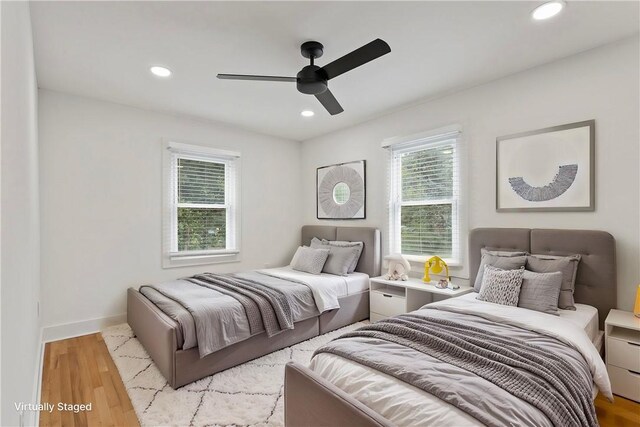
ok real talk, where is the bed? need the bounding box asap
[127,225,380,388]
[284,228,616,427]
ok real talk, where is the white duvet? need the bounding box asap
[310,294,612,427]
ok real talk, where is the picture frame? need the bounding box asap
[316,160,366,219]
[496,120,595,212]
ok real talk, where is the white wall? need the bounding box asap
[39,90,302,336]
[1,2,42,425]
[300,36,640,311]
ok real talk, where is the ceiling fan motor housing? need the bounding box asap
[296,65,328,95]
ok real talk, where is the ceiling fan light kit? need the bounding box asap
[217,38,391,115]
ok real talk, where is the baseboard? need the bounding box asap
[42,313,127,343]
[31,328,45,427]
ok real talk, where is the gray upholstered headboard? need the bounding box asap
[469,228,616,329]
[301,226,381,278]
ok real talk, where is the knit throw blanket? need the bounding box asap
[189,273,293,336]
[315,313,598,427]
[141,272,295,358]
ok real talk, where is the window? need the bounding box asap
[163,141,240,268]
[386,128,461,263]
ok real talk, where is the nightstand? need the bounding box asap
[605,309,640,403]
[369,276,473,322]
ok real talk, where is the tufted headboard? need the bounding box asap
[301,225,381,278]
[469,228,616,329]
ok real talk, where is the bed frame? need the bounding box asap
[127,225,380,388]
[284,227,617,427]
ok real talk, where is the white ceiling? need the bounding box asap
[30,1,639,141]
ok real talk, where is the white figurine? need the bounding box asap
[383,254,411,281]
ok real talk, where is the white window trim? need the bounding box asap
[162,139,241,268]
[385,126,463,266]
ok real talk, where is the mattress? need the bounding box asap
[559,303,600,344]
[310,294,605,427]
[261,266,369,297]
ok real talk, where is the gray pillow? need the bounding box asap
[474,249,527,292]
[290,246,330,275]
[518,270,563,315]
[322,245,362,276]
[526,254,581,310]
[476,265,524,306]
[310,237,364,274]
[309,237,324,249]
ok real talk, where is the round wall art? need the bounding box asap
[317,160,366,219]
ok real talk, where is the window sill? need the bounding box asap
[400,254,463,268]
[163,251,241,269]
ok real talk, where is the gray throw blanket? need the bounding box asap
[140,272,298,358]
[185,276,264,336]
[189,273,293,336]
[315,313,598,427]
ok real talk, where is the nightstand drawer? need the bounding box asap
[608,365,640,402]
[370,291,406,317]
[607,337,640,371]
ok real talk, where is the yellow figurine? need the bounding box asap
[422,256,450,284]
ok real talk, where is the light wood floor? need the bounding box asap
[40,333,139,427]
[595,393,640,427]
[41,333,640,427]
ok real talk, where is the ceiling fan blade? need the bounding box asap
[319,39,390,80]
[315,89,344,115]
[217,74,296,82]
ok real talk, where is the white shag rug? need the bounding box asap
[102,322,366,427]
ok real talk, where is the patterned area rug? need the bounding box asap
[102,322,366,427]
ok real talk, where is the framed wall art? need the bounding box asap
[496,120,595,212]
[317,160,366,219]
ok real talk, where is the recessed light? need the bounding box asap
[150,66,172,77]
[301,110,315,117]
[532,1,565,20]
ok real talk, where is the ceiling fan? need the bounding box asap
[217,39,391,115]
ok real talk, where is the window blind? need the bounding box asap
[176,157,228,252]
[388,131,461,261]
[163,142,239,263]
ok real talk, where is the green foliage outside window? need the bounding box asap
[176,158,227,251]
[401,205,452,257]
[399,146,454,257]
[177,207,226,251]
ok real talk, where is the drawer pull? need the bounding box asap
[627,342,640,347]
[383,294,393,298]
[629,370,640,378]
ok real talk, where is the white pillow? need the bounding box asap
[290,246,330,275]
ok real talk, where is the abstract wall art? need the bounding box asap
[496,120,594,212]
[317,160,366,219]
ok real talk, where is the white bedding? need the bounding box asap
[343,272,370,294]
[260,267,369,312]
[560,303,600,344]
[310,294,611,427]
